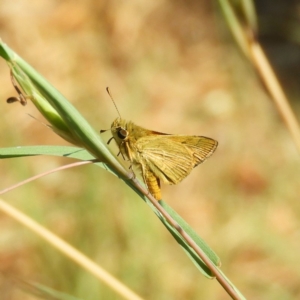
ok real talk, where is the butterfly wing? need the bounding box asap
[135,135,217,185]
[167,135,218,167]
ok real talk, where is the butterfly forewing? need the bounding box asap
[168,135,218,166]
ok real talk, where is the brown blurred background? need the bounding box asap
[0,0,300,299]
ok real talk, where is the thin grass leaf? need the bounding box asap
[218,0,250,57]
[241,0,257,33]
[0,146,91,159]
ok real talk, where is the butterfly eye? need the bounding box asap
[117,128,128,140]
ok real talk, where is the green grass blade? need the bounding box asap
[218,0,250,57]
[0,146,91,159]
[0,40,127,177]
[0,41,225,280]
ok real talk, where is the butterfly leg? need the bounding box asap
[128,164,136,179]
[107,137,114,144]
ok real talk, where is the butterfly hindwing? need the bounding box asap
[135,135,216,185]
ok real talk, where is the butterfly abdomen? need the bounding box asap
[144,168,161,200]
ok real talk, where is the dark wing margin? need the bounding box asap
[166,135,217,166]
[182,136,218,167]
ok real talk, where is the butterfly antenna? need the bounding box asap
[106,87,121,119]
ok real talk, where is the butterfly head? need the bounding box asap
[111,117,129,144]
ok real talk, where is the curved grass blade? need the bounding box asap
[0,41,224,280]
[0,41,126,176]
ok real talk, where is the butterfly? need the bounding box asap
[108,117,217,200]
